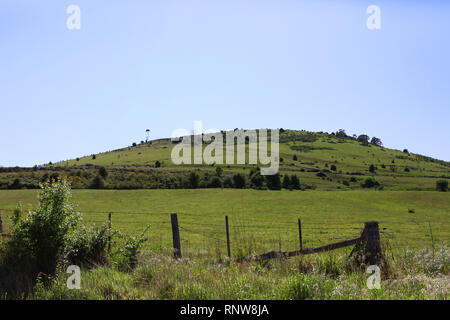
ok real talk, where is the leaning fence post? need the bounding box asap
[0,210,3,233]
[298,218,303,253]
[351,221,383,267]
[171,213,182,259]
[225,216,231,259]
[363,221,382,265]
[108,213,112,253]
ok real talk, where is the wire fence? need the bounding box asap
[0,206,448,256]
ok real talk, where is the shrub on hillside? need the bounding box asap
[361,177,380,188]
[98,167,108,179]
[436,180,448,192]
[233,174,246,189]
[266,173,281,190]
[223,177,233,188]
[188,172,200,188]
[90,175,105,189]
[282,175,291,189]
[208,177,222,188]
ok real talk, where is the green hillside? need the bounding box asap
[1,130,449,191]
[57,129,449,191]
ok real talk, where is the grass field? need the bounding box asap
[1,189,448,256]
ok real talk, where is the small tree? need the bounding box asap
[209,177,222,188]
[98,167,108,179]
[155,161,161,168]
[233,173,246,189]
[90,175,105,189]
[370,137,383,147]
[357,134,370,146]
[369,164,376,173]
[282,175,291,189]
[215,166,223,177]
[293,155,298,161]
[330,165,337,171]
[266,173,281,190]
[2,179,81,279]
[361,177,380,188]
[335,129,347,139]
[291,175,300,189]
[188,172,200,189]
[436,180,448,192]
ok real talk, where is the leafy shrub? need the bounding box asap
[155,161,161,168]
[188,172,200,188]
[290,175,300,190]
[232,174,246,189]
[330,165,337,171]
[98,167,108,179]
[117,226,149,270]
[223,177,233,188]
[436,180,448,192]
[208,177,222,188]
[361,177,380,188]
[0,179,81,295]
[90,175,105,189]
[265,173,281,190]
[65,224,109,267]
[282,175,291,189]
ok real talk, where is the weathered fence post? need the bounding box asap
[351,221,383,266]
[171,213,182,259]
[225,216,231,259]
[0,210,3,233]
[298,218,303,253]
[108,213,112,253]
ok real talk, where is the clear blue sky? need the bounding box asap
[1,0,449,167]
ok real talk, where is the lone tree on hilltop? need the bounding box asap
[357,134,370,146]
[370,137,383,147]
[336,129,347,139]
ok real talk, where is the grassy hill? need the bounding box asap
[1,129,449,190]
[57,129,449,191]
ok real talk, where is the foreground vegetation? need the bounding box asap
[29,245,450,300]
[0,180,448,300]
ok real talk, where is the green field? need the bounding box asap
[1,189,448,255]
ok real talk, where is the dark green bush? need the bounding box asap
[65,224,109,267]
[188,172,200,188]
[233,174,246,189]
[361,177,380,188]
[436,180,448,192]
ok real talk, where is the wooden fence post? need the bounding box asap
[0,210,3,233]
[298,218,303,253]
[171,213,182,259]
[351,221,383,266]
[108,213,112,253]
[225,216,231,259]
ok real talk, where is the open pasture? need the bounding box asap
[0,189,448,256]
